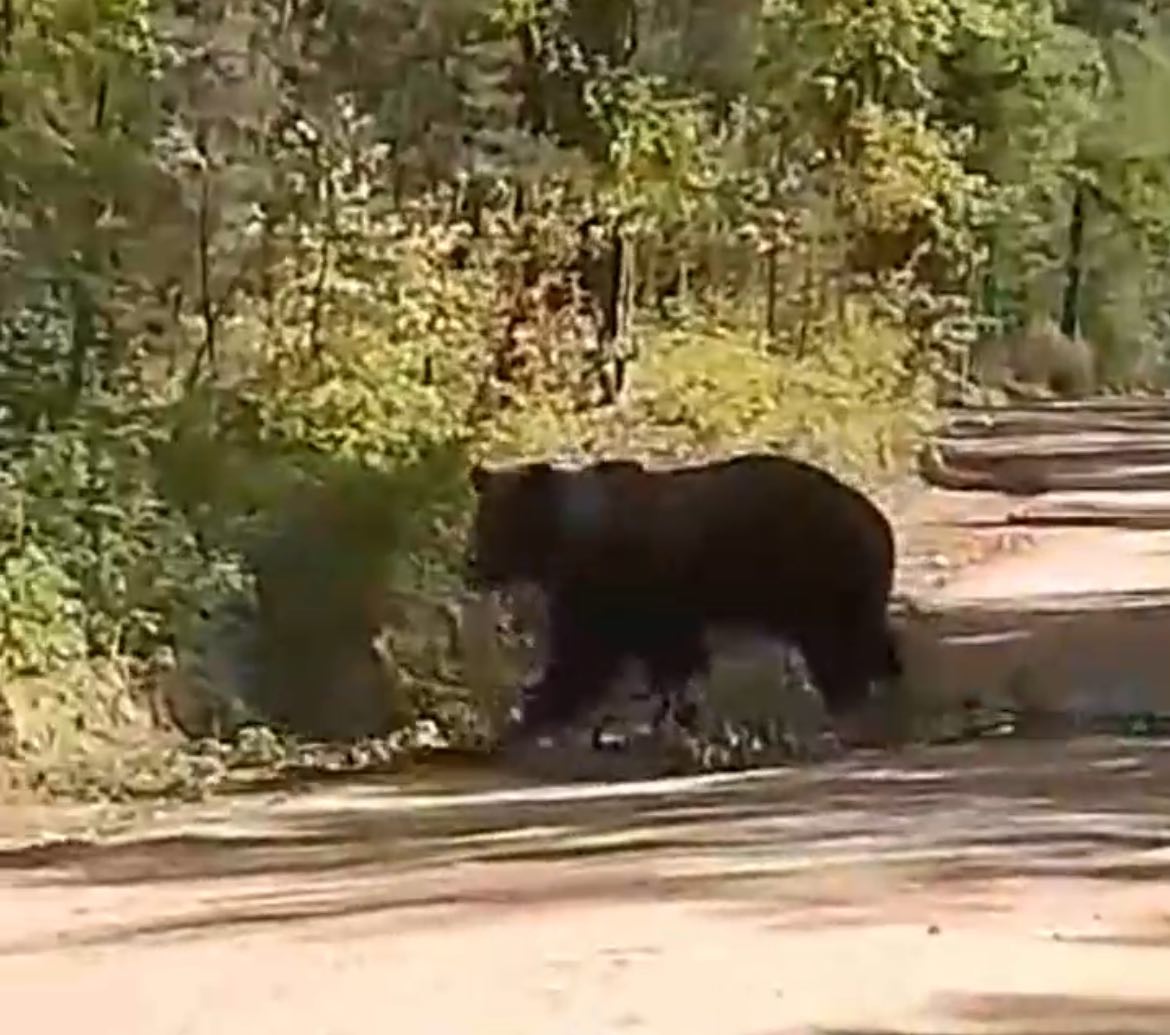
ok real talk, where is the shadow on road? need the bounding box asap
[817,990,1170,1034]
[1,737,1169,955]
[942,512,1170,532]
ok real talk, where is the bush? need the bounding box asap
[479,301,933,485]
[0,411,235,682]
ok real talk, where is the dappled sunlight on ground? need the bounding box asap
[3,740,1170,1034]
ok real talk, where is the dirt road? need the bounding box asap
[4,399,1170,1035]
[3,740,1170,1034]
[897,400,1170,720]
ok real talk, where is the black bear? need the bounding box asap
[465,453,902,743]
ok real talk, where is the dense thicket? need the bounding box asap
[2,0,1170,749]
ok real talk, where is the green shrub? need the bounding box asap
[478,300,933,484]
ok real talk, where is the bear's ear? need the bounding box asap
[517,461,564,514]
[469,463,490,495]
[519,461,555,488]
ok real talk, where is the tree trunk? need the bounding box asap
[0,0,14,127]
[765,245,778,340]
[597,223,634,403]
[1060,182,1087,340]
[66,274,96,409]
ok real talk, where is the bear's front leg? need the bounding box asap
[642,624,710,737]
[504,596,624,745]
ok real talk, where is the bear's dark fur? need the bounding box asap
[466,453,901,741]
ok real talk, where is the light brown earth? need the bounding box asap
[4,399,1170,1035]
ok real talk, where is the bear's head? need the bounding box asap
[466,462,563,589]
[465,459,637,590]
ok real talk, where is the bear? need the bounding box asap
[465,452,902,745]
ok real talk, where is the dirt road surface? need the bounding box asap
[4,399,1170,1035]
[897,401,1170,719]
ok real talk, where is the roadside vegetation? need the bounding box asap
[3,0,1170,801]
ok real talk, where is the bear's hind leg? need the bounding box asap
[798,620,889,747]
